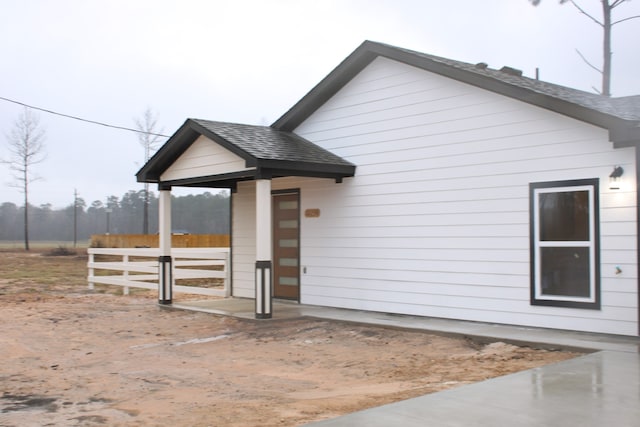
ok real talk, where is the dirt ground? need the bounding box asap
[0,250,580,427]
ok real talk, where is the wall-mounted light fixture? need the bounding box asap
[609,166,624,190]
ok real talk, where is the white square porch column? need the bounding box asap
[158,188,173,305]
[255,179,273,319]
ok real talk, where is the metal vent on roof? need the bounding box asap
[499,66,523,77]
[475,62,488,70]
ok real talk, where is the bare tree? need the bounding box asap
[530,0,640,96]
[1,108,46,250]
[134,108,164,234]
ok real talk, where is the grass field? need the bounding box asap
[0,247,89,294]
[0,240,90,250]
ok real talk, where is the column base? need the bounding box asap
[159,255,173,305]
[255,313,272,319]
[255,260,272,319]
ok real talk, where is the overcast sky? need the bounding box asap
[1,0,639,208]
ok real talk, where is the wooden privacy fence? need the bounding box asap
[87,247,230,297]
[90,234,229,248]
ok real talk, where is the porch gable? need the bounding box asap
[136,118,356,190]
[160,134,254,182]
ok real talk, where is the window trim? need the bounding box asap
[529,179,601,310]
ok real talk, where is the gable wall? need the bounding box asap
[161,135,253,181]
[285,57,638,335]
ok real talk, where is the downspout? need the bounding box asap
[637,145,640,336]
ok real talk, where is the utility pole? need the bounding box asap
[73,189,78,248]
[106,207,112,235]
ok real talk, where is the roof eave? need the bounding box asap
[256,158,356,177]
[610,123,640,147]
[157,162,355,190]
[272,41,380,132]
[136,119,199,183]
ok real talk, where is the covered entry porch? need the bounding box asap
[136,118,355,318]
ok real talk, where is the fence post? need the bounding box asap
[123,254,130,296]
[224,250,231,297]
[88,251,94,290]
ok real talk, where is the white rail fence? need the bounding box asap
[87,247,230,297]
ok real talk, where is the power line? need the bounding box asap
[0,95,171,138]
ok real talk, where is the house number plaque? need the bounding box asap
[305,208,320,218]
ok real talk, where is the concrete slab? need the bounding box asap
[171,298,639,353]
[168,298,640,427]
[171,298,307,320]
[306,351,640,427]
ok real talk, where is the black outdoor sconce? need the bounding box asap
[609,166,624,190]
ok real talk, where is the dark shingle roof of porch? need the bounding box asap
[192,119,353,166]
[136,118,355,188]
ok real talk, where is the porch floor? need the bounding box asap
[169,298,640,427]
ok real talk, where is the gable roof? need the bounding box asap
[139,41,639,190]
[272,40,640,146]
[193,119,354,166]
[136,118,355,188]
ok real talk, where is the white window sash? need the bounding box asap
[533,185,596,303]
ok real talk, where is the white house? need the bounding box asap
[137,41,639,336]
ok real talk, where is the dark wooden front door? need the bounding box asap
[272,192,300,300]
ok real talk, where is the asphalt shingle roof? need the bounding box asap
[273,41,640,139]
[191,119,354,167]
[136,118,356,185]
[139,40,639,186]
[390,43,640,121]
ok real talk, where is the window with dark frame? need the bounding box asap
[530,179,601,309]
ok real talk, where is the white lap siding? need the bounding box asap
[161,135,253,181]
[289,57,637,336]
[231,181,257,298]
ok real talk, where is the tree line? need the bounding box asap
[0,190,230,242]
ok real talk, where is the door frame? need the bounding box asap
[272,188,301,302]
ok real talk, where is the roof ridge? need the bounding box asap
[365,40,616,100]
[273,40,640,133]
[191,118,270,129]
